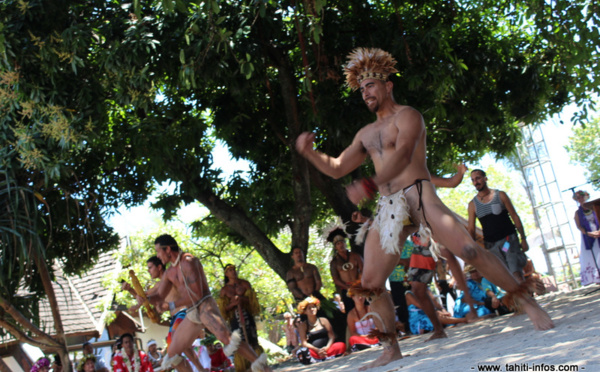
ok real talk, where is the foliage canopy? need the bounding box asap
[1,1,599,360]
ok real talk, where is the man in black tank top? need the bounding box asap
[467,169,528,281]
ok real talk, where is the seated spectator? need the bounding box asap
[467,265,513,316]
[406,290,467,335]
[332,293,346,314]
[282,312,299,354]
[453,265,500,318]
[190,336,211,372]
[346,293,381,352]
[82,341,109,372]
[295,296,346,365]
[202,334,234,372]
[78,355,96,372]
[30,357,50,372]
[146,339,163,371]
[51,354,62,372]
[291,315,303,354]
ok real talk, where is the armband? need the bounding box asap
[361,177,378,200]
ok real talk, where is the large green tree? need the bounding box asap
[1,0,599,361]
[565,115,600,190]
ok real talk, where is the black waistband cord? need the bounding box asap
[413,179,432,231]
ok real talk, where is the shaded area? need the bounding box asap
[274,286,600,371]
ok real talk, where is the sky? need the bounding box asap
[523,108,598,276]
[539,107,599,216]
[108,141,250,237]
[543,110,594,196]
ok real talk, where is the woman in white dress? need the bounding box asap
[573,190,600,286]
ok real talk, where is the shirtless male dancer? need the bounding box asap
[147,234,270,372]
[296,47,553,370]
[123,256,204,372]
[327,228,363,313]
[286,246,323,302]
[352,167,481,342]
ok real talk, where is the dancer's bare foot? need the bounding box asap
[358,344,403,371]
[425,330,447,342]
[519,294,554,330]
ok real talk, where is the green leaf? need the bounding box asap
[211,0,220,14]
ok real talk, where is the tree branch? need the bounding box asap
[0,318,60,351]
[0,294,59,346]
[193,188,290,280]
[29,243,68,349]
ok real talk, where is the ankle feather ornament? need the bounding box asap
[223,329,242,357]
[502,276,538,311]
[250,353,268,372]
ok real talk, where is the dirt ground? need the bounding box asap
[272,286,600,372]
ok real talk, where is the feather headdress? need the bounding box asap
[321,217,348,245]
[327,228,347,245]
[344,47,398,91]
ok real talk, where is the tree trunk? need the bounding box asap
[194,188,291,280]
[31,249,73,370]
[59,348,73,372]
[263,40,314,256]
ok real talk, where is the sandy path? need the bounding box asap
[273,286,600,372]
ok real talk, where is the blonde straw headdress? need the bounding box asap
[344,47,398,91]
[297,296,321,314]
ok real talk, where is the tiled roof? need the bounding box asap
[1,250,120,346]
